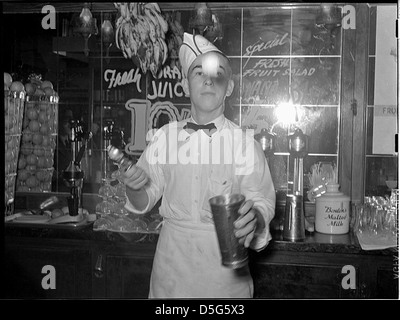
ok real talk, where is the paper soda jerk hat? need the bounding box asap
[179,32,227,78]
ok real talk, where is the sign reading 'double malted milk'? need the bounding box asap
[103,65,191,155]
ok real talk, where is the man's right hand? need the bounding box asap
[122,164,149,190]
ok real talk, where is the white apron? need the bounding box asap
[149,218,253,298]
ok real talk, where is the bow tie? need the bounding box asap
[183,122,217,136]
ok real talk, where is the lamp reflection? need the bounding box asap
[101,14,114,62]
[275,99,304,127]
[75,3,98,56]
[101,19,114,44]
[80,5,92,23]
[189,2,213,35]
[316,3,342,31]
[189,3,223,43]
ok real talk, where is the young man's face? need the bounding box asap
[182,52,234,116]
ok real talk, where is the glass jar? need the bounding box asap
[16,93,58,192]
[315,183,350,234]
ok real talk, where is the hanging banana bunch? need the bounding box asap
[114,3,169,78]
[164,11,184,71]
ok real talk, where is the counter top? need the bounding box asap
[4,220,396,256]
[7,193,397,255]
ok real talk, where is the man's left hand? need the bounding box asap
[234,200,264,248]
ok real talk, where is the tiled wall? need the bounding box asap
[93,5,343,198]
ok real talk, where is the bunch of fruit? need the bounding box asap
[4,72,26,210]
[164,11,184,70]
[114,2,169,78]
[16,76,59,193]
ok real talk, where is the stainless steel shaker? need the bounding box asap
[283,194,305,241]
[209,194,248,269]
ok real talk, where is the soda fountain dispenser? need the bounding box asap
[102,119,115,181]
[53,119,85,222]
[288,128,309,197]
[74,119,92,176]
[283,128,309,241]
[255,128,276,162]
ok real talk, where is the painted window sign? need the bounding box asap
[103,65,185,100]
[240,57,340,106]
[125,99,191,155]
[102,64,191,156]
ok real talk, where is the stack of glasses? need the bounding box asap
[95,168,137,217]
[351,190,398,244]
[95,173,119,216]
[94,169,148,232]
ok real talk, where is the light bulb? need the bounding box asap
[275,101,297,125]
[101,20,113,33]
[101,19,114,44]
[80,4,93,24]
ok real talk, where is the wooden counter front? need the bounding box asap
[3,222,398,299]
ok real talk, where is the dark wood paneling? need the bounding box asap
[4,233,397,299]
[251,263,359,299]
[105,255,154,298]
[376,267,399,299]
[4,243,92,299]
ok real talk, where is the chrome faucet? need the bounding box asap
[62,119,84,216]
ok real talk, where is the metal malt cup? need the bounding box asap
[209,194,248,269]
[283,194,305,241]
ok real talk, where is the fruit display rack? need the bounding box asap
[15,80,59,193]
[16,95,58,192]
[4,89,26,215]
